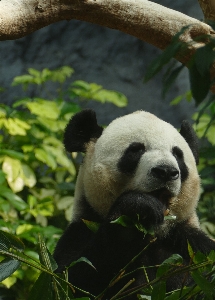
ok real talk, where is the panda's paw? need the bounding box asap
[108,191,164,229]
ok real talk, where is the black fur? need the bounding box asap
[172,146,189,182]
[54,192,215,299]
[118,142,145,174]
[180,120,199,164]
[63,109,103,152]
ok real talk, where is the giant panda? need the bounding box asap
[54,109,215,299]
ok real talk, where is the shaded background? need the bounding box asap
[0,0,202,126]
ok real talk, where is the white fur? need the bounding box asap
[72,111,200,232]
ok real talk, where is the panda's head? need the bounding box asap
[64,109,200,227]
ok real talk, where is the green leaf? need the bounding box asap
[22,145,35,153]
[26,99,60,120]
[82,219,101,233]
[68,257,95,270]
[151,281,166,300]
[162,65,184,98]
[35,148,57,170]
[0,231,25,252]
[28,272,54,300]
[39,236,58,272]
[164,286,201,300]
[60,102,80,117]
[156,254,182,277]
[208,250,215,261]
[21,164,36,188]
[2,157,36,192]
[45,66,74,83]
[0,231,11,251]
[0,170,6,185]
[28,68,41,78]
[2,157,23,192]
[70,81,127,107]
[193,251,206,265]
[93,89,127,107]
[195,45,215,77]
[1,190,28,211]
[189,62,210,105]
[56,196,73,210]
[0,107,7,117]
[187,241,194,259]
[170,95,183,106]
[73,298,91,300]
[52,275,74,299]
[16,224,34,235]
[164,215,176,221]
[144,26,189,82]
[195,95,215,125]
[191,269,214,299]
[42,145,76,176]
[0,149,25,160]
[110,215,134,228]
[3,118,30,136]
[12,75,35,87]
[12,97,32,108]
[161,253,183,267]
[0,259,21,282]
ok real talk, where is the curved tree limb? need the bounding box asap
[198,0,215,22]
[0,0,214,66]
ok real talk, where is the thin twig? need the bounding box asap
[110,278,136,300]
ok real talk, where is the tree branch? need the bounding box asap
[0,0,214,66]
[198,0,215,22]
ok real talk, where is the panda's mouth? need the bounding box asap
[149,188,173,210]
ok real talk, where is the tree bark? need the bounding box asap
[0,0,214,66]
[198,0,215,22]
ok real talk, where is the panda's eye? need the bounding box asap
[118,142,145,175]
[128,142,145,154]
[172,146,183,159]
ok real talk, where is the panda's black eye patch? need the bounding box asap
[118,142,145,175]
[128,142,145,153]
[172,146,183,159]
[172,146,188,182]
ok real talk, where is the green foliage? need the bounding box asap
[0,66,128,298]
[144,25,215,105]
[1,33,215,298]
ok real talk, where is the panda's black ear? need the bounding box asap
[179,120,199,164]
[64,109,103,153]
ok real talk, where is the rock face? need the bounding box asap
[0,1,202,126]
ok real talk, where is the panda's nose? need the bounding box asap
[151,165,179,182]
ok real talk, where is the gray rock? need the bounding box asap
[0,0,202,126]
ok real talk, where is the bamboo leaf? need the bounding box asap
[39,236,58,272]
[156,254,182,277]
[0,231,25,252]
[191,270,214,299]
[195,45,215,77]
[110,215,134,228]
[0,259,21,282]
[151,281,166,300]
[162,65,184,98]
[144,26,189,82]
[189,62,210,105]
[82,219,101,233]
[68,257,95,270]
[28,272,54,300]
